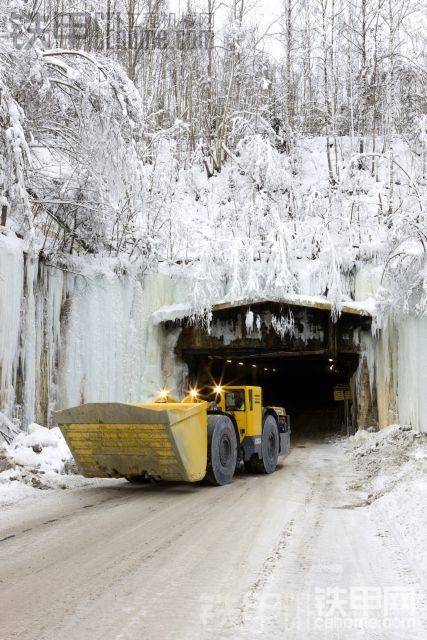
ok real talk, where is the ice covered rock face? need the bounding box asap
[0,234,23,421]
[0,235,188,430]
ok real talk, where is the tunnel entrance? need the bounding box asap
[185,353,359,440]
[161,297,372,440]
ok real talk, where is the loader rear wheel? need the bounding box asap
[245,415,279,475]
[206,414,237,486]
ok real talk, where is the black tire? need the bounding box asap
[245,415,279,474]
[206,414,238,486]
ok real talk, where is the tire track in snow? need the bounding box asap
[247,518,295,598]
[234,456,328,634]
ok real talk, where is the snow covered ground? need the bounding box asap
[1,422,424,521]
[0,436,426,640]
[0,428,425,639]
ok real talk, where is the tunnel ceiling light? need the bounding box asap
[226,359,232,363]
[328,358,334,362]
[264,367,268,371]
[238,362,244,366]
[252,364,257,368]
[272,368,277,372]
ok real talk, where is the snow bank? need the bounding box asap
[347,424,426,497]
[343,425,427,562]
[0,424,85,506]
[4,423,72,471]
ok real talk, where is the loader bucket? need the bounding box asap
[53,401,208,482]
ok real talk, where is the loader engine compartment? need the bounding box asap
[183,353,360,440]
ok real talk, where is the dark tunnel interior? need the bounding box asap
[185,353,360,440]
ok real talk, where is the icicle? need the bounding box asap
[245,310,254,335]
[271,312,295,341]
[21,251,38,428]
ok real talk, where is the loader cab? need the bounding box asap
[218,386,263,441]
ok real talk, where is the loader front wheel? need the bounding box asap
[206,415,237,486]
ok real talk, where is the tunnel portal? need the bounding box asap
[164,298,372,439]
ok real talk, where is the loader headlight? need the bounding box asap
[213,385,223,395]
[190,388,198,398]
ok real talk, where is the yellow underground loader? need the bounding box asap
[53,386,291,486]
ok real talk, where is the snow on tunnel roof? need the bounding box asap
[152,295,375,325]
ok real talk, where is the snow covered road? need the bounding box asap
[0,439,425,640]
